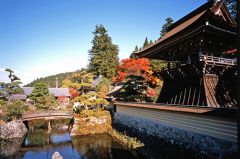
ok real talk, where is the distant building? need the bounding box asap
[9,87,71,106]
[9,94,27,101]
[107,85,123,99]
[56,96,70,107]
[22,87,71,97]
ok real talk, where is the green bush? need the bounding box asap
[95,98,109,106]
[72,92,109,111]
[44,95,57,110]
[109,129,144,149]
[5,100,28,121]
[0,99,7,121]
[0,99,7,110]
[79,109,110,118]
[79,109,94,117]
[94,109,110,117]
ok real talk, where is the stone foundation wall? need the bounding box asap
[113,113,237,159]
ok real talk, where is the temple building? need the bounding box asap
[135,0,237,108]
[9,87,71,107]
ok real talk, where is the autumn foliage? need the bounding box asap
[116,58,160,87]
[114,58,163,102]
[147,88,157,97]
[69,87,79,99]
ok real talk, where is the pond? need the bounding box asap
[0,120,145,159]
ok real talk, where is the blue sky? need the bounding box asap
[0,0,206,85]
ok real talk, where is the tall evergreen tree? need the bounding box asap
[149,40,153,45]
[134,45,139,52]
[129,45,139,59]
[29,82,57,110]
[143,37,149,48]
[88,24,119,79]
[160,17,173,37]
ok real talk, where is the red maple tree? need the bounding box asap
[69,87,79,99]
[116,58,159,87]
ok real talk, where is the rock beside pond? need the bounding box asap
[0,137,23,157]
[52,151,63,159]
[0,120,28,139]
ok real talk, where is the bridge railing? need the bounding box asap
[22,110,73,120]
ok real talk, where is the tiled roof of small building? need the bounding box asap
[48,88,71,97]
[9,94,27,100]
[22,87,71,97]
[22,87,34,96]
[107,85,123,97]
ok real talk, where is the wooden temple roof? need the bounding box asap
[155,11,206,44]
[135,0,237,59]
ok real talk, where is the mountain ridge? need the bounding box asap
[25,71,75,87]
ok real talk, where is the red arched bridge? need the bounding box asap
[21,110,73,121]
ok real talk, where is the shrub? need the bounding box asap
[96,77,111,98]
[79,110,94,117]
[0,99,7,121]
[96,110,110,116]
[44,95,57,109]
[72,92,109,111]
[109,129,144,149]
[79,109,110,118]
[95,98,109,106]
[66,105,73,111]
[5,100,28,121]
[0,99,7,110]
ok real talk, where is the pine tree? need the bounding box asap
[29,82,49,102]
[160,17,173,37]
[149,40,153,45]
[0,69,23,100]
[29,82,57,110]
[134,45,139,52]
[129,45,139,59]
[143,37,149,48]
[88,24,119,79]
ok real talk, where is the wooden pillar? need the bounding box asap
[47,132,50,144]
[47,120,52,133]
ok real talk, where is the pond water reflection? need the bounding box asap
[0,122,145,159]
